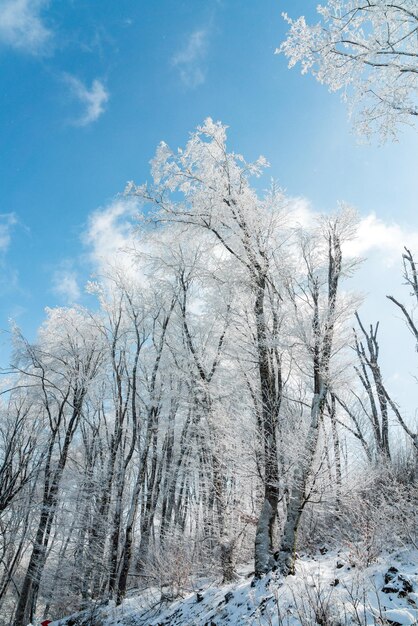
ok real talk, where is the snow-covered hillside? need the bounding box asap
[51,549,418,626]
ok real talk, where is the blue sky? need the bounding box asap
[1,0,418,409]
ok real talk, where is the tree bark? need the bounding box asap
[254,276,280,577]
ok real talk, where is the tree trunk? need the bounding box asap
[277,386,325,576]
[254,277,280,577]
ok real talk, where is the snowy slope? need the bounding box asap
[51,549,418,626]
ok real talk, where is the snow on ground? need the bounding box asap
[51,548,418,626]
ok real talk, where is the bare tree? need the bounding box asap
[387,247,418,346]
[352,314,391,459]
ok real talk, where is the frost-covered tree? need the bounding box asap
[277,208,358,575]
[4,119,418,626]
[279,1,418,139]
[12,308,104,626]
[128,118,290,577]
[0,395,43,617]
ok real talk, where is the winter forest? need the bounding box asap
[1,2,418,626]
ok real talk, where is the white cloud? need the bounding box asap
[52,264,81,304]
[0,213,18,253]
[66,75,109,126]
[285,199,418,267]
[0,0,51,54]
[344,213,418,266]
[287,197,317,229]
[83,198,139,276]
[172,29,209,88]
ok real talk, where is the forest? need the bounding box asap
[1,1,418,625]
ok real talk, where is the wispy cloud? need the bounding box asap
[51,262,81,304]
[0,213,18,253]
[172,29,209,88]
[0,0,51,54]
[66,75,109,126]
[0,213,20,297]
